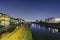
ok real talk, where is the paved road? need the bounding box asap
[0,23,32,40]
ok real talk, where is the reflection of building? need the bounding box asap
[45,18,60,23]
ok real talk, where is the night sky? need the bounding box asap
[0,0,60,21]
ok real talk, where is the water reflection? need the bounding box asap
[31,24,60,40]
[31,24,45,30]
[31,24,59,33]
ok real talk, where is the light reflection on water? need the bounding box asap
[30,24,60,40]
[31,24,58,33]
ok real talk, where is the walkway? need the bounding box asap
[0,23,32,40]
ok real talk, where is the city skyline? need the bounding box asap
[0,0,60,21]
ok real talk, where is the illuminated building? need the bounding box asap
[45,17,60,23]
[0,13,10,27]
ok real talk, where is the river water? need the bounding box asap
[30,24,60,40]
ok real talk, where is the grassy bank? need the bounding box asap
[0,23,33,40]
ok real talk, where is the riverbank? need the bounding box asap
[39,21,60,29]
[0,23,33,40]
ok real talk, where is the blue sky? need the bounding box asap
[0,0,60,21]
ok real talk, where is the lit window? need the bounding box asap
[1,21,10,26]
[5,21,10,25]
[2,16,10,21]
[1,21,5,26]
[2,16,6,21]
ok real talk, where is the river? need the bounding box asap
[30,24,60,40]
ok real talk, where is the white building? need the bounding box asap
[54,18,60,23]
[45,18,60,23]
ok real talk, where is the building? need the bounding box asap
[45,17,60,23]
[0,13,25,27]
[0,13,10,27]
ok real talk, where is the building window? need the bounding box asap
[1,21,5,26]
[5,21,10,26]
[1,21,10,26]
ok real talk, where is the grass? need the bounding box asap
[0,23,33,40]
